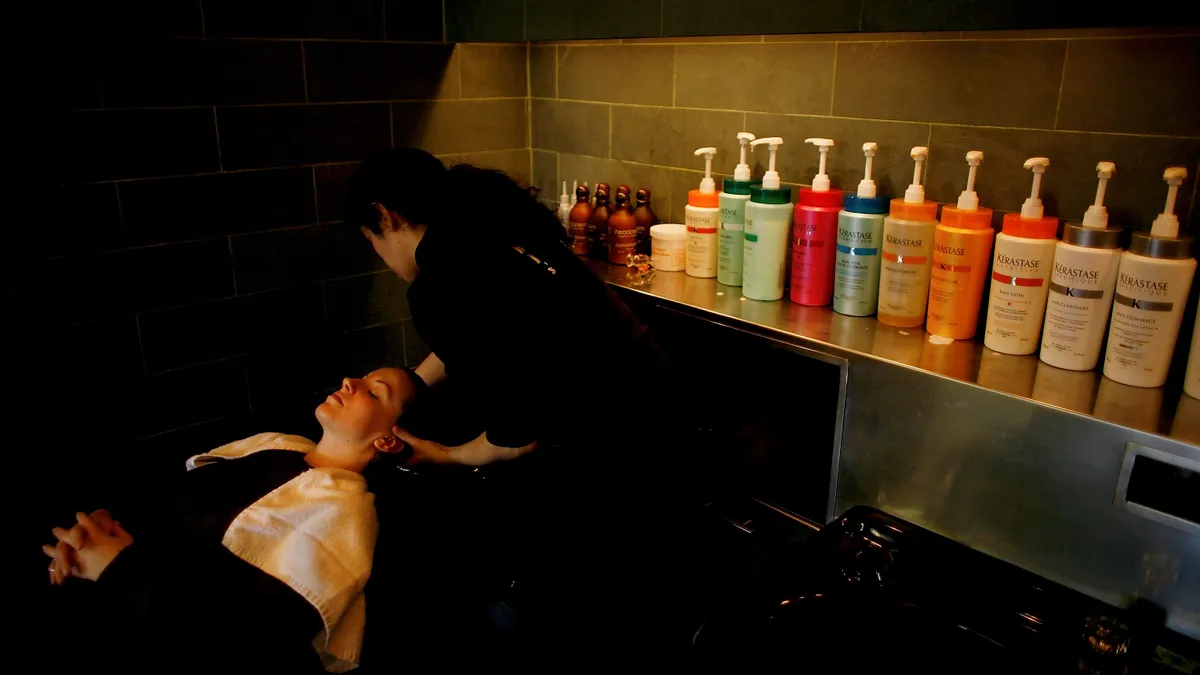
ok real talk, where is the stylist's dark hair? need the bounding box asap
[345,148,565,248]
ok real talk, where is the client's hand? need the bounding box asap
[393,428,535,467]
[43,510,133,584]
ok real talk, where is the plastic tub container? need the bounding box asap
[651,223,687,272]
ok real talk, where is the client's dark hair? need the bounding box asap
[345,148,565,249]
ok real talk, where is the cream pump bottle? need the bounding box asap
[832,142,889,316]
[877,147,938,327]
[743,137,794,301]
[1185,315,1198,399]
[1039,162,1122,371]
[984,157,1058,356]
[718,132,760,286]
[685,147,721,278]
[1104,167,1196,388]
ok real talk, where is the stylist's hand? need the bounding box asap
[44,511,133,583]
[393,428,536,467]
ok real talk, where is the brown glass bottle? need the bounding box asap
[608,190,638,265]
[633,188,659,255]
[587,185,611,260]
[568,184,592,256]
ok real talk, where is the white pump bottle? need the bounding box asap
[686,147,721,278]
[743,137,795,301]
[877,146,939,328]
[1104,167,1196,388]
[1039,162,1123,371]
[717,132,758,286]
[984,157,1059,356]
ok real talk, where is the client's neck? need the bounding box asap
[306,436,372,473]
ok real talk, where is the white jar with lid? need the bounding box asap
[650,223,687,272]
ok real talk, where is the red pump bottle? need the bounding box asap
[790,138,844,306]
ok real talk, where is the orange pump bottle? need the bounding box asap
[927,151,995,340]
[568,184,592,256]
[608,188,638,264]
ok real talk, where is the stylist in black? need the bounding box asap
[345,149,699,661]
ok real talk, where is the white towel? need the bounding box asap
[186,433,378,672]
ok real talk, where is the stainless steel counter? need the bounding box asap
[588,261,1198,448]
[591,260,1199,638]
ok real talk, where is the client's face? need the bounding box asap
[314,368,413,447]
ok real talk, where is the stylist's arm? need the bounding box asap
[393,427,535,467]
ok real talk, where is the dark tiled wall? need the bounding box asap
[450,0,1198,42]
[529,30,1200,231]
[40,0,528,459]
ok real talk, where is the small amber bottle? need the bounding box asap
[608,189,638,264]
[587,185,612,260]
[568,184,592,256]
[633,188,658,255]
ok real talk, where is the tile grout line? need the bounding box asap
[608,105,613,158]
[671,46,677,107]
[134,313,150,377]
[389,102,395,147]
[1052,41,1070,130]
[227,236,238,295]
[311,167,320,221]
[857,0,865,30]
[300,42,310,103]
[828,42,839,116]
[113,183,127,241]
[554,46,559,98]
[212,107,223,171]
[530,96,1200,140]
[441,0,447,42]
[381,0,387,40]
[198,0,206,38]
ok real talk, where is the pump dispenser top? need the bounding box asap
[689,146,720,208]
[857,142,877,198]
[751,137,784,189]
[1082,162,1115,229]
[904,146,928,204]
[1001,157,1058,239]
[694,147,717,194]
[1152,167,1188,238]
[1020,157,1050,219]
[733,133,755,181]
[804,138,834,192]
[957,151,983,211]
[940,151,992,230]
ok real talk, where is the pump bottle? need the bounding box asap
[984,157,1059,355]
[685,147,721,278]
[1104,167,1196,388]
[1039,162,1123,371]
[588,183,611,260]
[633,188,657,255]
[608,187,638,265]
[833,143,889,316]
[878,147,938,327]
[743,137,795,301]
[926,151,995,340]
[557,181,572,236]
[718,132,760,286]
[568,183,592,256]
[789,138,844,306]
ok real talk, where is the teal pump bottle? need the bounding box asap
[743,137,795,301]
[718,132,761,286]
[833,142,890,316]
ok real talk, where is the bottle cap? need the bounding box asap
[750,185,791,205]
[750,137,784,189]
[857,142,878,198]
[903,146,929,204]
[804,138,835,192]
[956,151,983,211]
[843,194,889,214]
[722,177,761,195]
[1150,166,1187,238]
[689,147,720,208]
[798,187,843,208]
[940,205,993,229]
[1002,212,1057,239]
[1129,230,1193,259]
[1019,157,1050,219]
[1082,162,1115,229]
[733,132,755,182]
[635,188,651,204]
